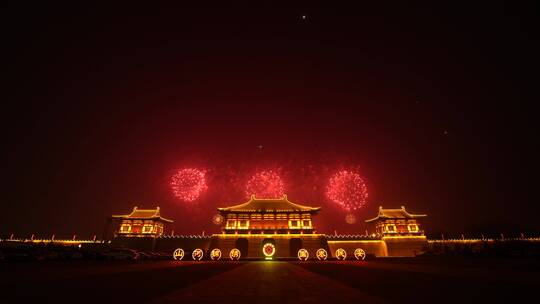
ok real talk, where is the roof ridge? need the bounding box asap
[285,199,322,210]
[112,206,174,223]
[366,206,427,223]
[217,194,320,212]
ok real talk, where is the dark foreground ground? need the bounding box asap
[1,257,539,303]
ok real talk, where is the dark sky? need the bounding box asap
[2,2,539,238]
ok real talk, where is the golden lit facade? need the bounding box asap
[111,206,173,237]
[365,206,427,236]
[110,201,429,259]
[217,195,321,234]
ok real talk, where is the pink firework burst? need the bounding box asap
[170,168,208,202]
[326,170,368,211]
[245,170,285,199]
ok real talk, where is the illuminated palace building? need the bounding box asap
[109,195,428,259]
[111,206,173,237]
[219,195,319,234]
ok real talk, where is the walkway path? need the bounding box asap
[152,261,383,304]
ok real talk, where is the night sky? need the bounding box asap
[2,3,539,238]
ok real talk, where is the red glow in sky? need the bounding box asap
[326,170,368,211]
[345,213,357,224]
[170,168,208,202]
[245,170,285,199]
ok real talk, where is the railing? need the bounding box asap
[326,235,380,240]
[158,235,212,239]
[1,238,107,244]
[428,237,540,242]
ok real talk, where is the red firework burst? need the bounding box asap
[326,170,368,211]
[170,168,208,202]
[245,170,285,199]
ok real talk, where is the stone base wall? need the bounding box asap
[327,240,388,258]
[383,236,428,257]
[113,234,428,259]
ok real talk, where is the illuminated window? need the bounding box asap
[251,214,262,220]
[237,220,249,229]
[290,214,300,220]
[276,213,287,220]
[142,225,154,233]
[226,219,237,229]
[302,214,311,219]
[238,214,249,219]
[227,214,237,219]
[385,224,397,233]
[289,220,300,229]
[302,220,311,228]
[120,224,131,233]
[408,224,419,232]
[263,214,275,220]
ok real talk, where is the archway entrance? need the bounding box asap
[289,238,303,257]
[235,238,248,258]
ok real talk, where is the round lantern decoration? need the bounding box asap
[229,248,241,260]
[298,249,309,261]
[192,248,204,261]
[173,248,185,260]
[212,214,224,225]
[335,248,347,260]
[262,243,276,258]
[210,248,222,261]
[354,248,366,260]
[316,248,328,261]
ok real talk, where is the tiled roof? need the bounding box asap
[112,206,174,223]
[365,206,427,223]
[218,195,321,213]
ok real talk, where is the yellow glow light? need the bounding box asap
[229,248,241,260]
[192,248,204,261]
[382,236,427,240]
[173,248,184,261]
[335,248,347,260]
[297,248,309,261]
[212,233,324,238]
[407,224,419,232]
[316,248,328,261]
[385,224,397,233]
[354,248,366,260]
[262,243,276,258]
[210,248,221,261]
